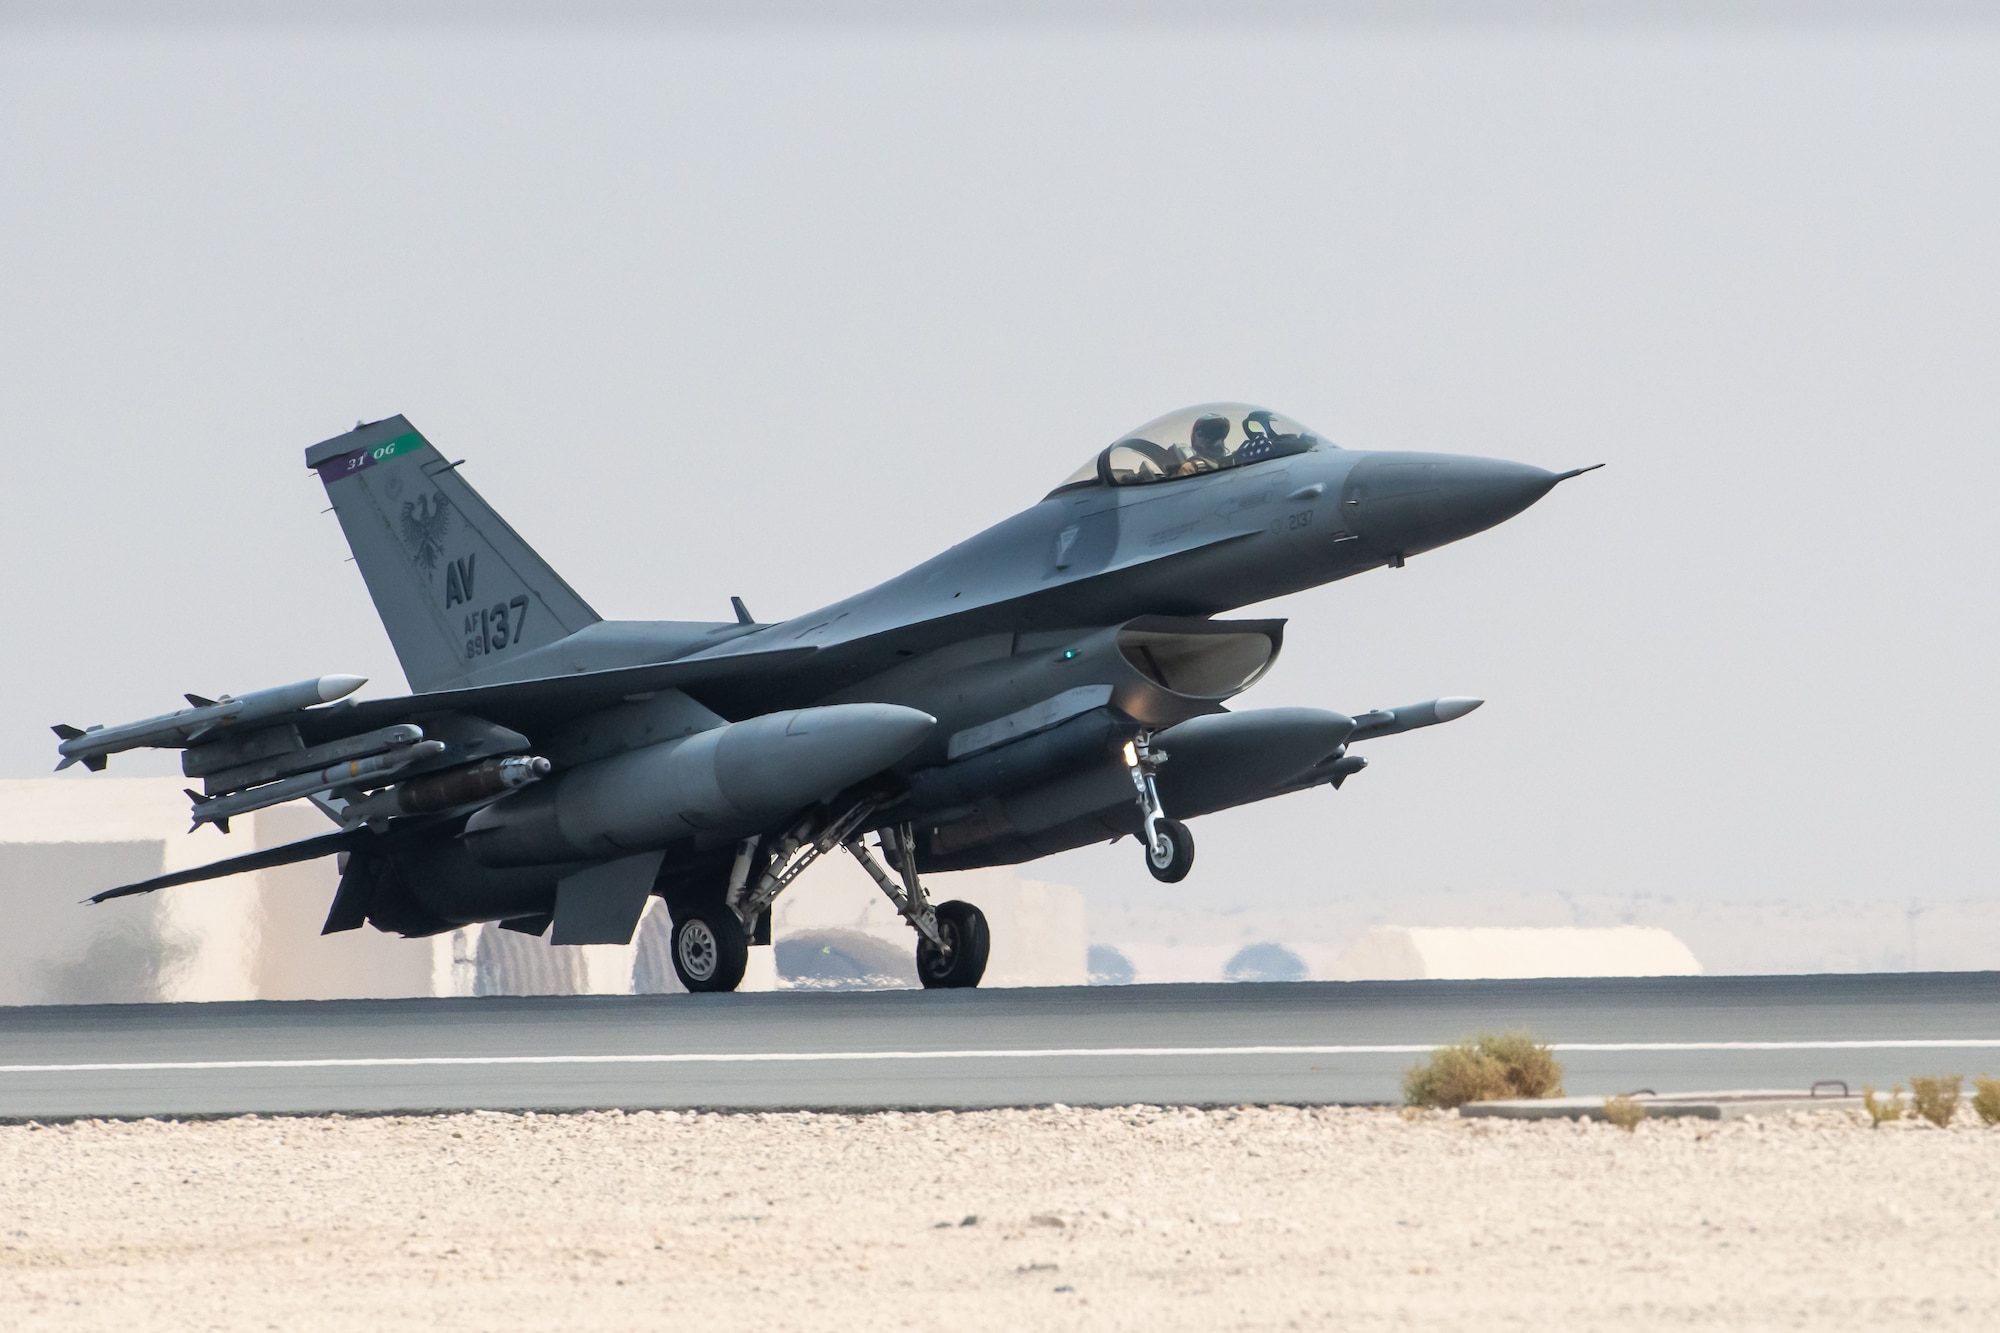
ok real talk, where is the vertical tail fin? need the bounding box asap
[306,416,600,694]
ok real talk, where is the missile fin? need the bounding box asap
[185,693,218,708]
[52,724,85,740]
[184,788,227,833]
[83,755,107,773]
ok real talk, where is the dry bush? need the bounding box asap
[1974,1076,2000,1127]
[1602,1095,1647,1132]
[1863,1085,1905,1128]
[1909,1074,1963,1128]
[1403,1031,1565,1108]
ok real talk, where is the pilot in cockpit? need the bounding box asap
[1173,413,1233,476]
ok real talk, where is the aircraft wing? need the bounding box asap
[290,645,819,745]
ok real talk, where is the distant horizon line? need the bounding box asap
[6,0,1998,34]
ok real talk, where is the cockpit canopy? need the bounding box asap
[1050,403,1330,498]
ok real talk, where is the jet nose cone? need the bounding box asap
[1440,455,1564,531]
[1341,453,1570,556]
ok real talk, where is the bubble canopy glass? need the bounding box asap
[1049,403,1331,497]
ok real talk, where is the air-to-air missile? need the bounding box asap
[1347,696,1484,741]
[187,739,449,831]
[52,675,367,771]
[191,723,429,795]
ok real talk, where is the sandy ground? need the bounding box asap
[3,1104,1998,1331]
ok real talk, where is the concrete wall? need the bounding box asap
[0,779,257,1005]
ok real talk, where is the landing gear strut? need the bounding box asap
[846,824,988,989]
[708,805,990,992]
[1125,733,1194,883]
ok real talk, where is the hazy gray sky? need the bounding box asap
[3,7,1995,920]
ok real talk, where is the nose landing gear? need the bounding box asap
[1144,815,1195,883]
[1125,733,1194,883]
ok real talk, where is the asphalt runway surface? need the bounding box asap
[2,973,1997,1120]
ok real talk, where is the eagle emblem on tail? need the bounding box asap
[401,493,451,576]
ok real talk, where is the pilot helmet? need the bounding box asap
[1190,413,1231,459]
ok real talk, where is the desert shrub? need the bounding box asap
[1909,1074,1963,1128]
[1602,1095,1647,1132]
[1863,1085,1904,1128]
[1403,1031,1564,1108]
[1972,1077,2000,1126]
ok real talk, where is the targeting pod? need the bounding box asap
[338,755,553,829]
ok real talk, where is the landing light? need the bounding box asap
[1122,741,1138,767]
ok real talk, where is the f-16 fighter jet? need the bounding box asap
[59,405,1596,992]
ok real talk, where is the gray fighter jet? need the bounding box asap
[60,404,1596,991]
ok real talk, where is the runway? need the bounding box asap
[3,972,1996,1120]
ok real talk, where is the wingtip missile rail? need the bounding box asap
[53,675,367,772]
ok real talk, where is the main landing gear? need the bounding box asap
[688,804,988,992]
[846,824,989,989]
[670,907,749,993]
[1125,732,1194,883]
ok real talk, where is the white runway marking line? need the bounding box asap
[4,1039,2000,1076]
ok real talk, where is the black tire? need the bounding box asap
[671,908,749,993]
[917,900,990,990]
[1145,817,1195,883]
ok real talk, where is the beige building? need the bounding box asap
[1325,925,1703,981]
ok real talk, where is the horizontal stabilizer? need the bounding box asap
[86,829,364,904]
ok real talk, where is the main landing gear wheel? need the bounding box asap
[671,908,749,993]
[1145,817,1195,883]
[917,899,990,990]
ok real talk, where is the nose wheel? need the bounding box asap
[1125,733,1195,883]
[1144,816,1195,883]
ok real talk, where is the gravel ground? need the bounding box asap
[3,1104,1998,1331]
